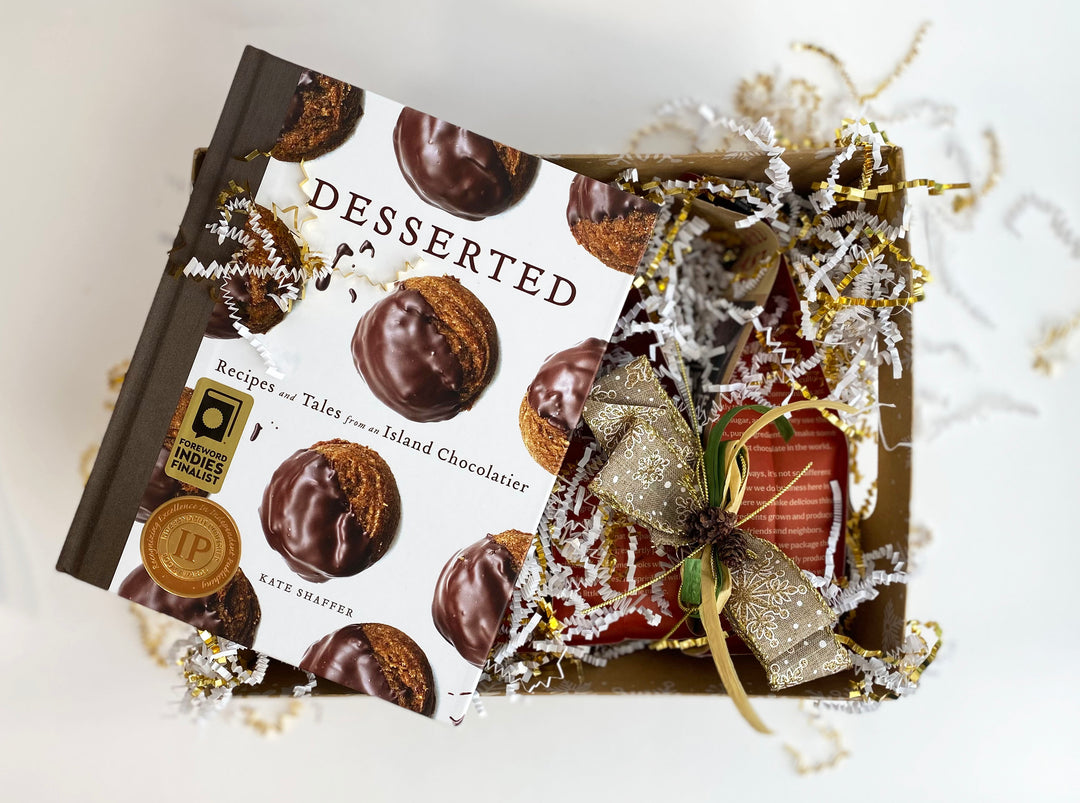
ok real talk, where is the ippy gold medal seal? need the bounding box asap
[140,497,241,597]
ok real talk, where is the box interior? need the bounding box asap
[247,148,912,700]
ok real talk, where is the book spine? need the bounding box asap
[57,47,303,588]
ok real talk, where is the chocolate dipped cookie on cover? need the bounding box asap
[566,174,659,274]
[260,439,400,582]
[137,386,208,522]
[205,203,304,340]
[431,529,532,667]
[300,623,435,716]
[393,107,539,221]
[518,337,607,474]
[352,275,499,423]
[271,71,364,162]
[118,565,261,646]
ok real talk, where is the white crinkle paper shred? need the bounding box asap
[183,197,308,379]
[486,124,922,701]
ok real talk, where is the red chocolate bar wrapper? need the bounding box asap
[548,267,847,650]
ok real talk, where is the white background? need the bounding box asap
[2,1,1079,800]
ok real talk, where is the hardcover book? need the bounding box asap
[58,46,659,724]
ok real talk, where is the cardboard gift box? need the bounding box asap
[59,46,912,713]
[250,147,912,702]
[491,149,911,700]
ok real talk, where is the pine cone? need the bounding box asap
[716,528,751,568]
[683,507,751,568]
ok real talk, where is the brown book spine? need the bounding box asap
[57,47,303,587]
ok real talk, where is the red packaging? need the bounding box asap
[549,266,847,649]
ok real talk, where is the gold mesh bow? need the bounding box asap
[583,356,855,733]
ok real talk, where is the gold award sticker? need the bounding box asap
[164,377,253,494]
[140,496,241,598]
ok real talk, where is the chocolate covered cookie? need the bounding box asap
[137,387,208,522]
[118,565,261,646]
[353,275,499,422]
[300,623,435,716]
[431,529,532,667]
[205,204,304,339]
[393,107,539,220]
[271,71,364,162]
[518,337,607,474]
[566,174,659,274]
[260,439,400,582]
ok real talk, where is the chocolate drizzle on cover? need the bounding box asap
[352,275,499,422]
[260,439,400,582]
[118,565,261,646]
[566,174,659,274]
[299,623,435,716]
[331,242,354,272]
[271,71,364,162]
[392,107,539,221]
[431,530,532,667]
[204,203,304,340]
[136,387,207,522]
[518,337,607,474]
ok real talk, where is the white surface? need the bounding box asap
[2,1,1079,799]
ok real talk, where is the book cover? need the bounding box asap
[58,47,659,724]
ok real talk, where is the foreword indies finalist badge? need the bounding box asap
[164,377,253,493]
[142,377,252,595]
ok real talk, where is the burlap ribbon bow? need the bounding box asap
[582,356,855,733]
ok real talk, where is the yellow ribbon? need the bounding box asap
[699,550,770,733]
[707,400,854,734]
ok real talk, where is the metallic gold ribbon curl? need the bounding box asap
[794,21,930,107]
[810,178,971,202]
[838,620,943,700]
[816,292,922,308]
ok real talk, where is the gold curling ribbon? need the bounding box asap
[582,357,856,732]
[794,21,930,107]
[699,544,769,733]
[810,178,971,201]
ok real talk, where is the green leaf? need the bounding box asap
[712,545,727,598]
[704,404,797,505]
[704,429,725,508]
[680,558,703,611]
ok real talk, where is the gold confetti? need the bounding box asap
[238,700,305,737]
[782,702,851,774]
[735,74,826,149]
[216,179,252,210]
[1033,310,1080,375]
[105,360,129,407]
[811,177,971,202]
[239,148,273,162]
[794,21,931,106]
[839,620,943,700]
[130,604,174,668]
[627,118,703,154]
[79,446,97,484]
[271,202,306,237]
[953,129,1002,213]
